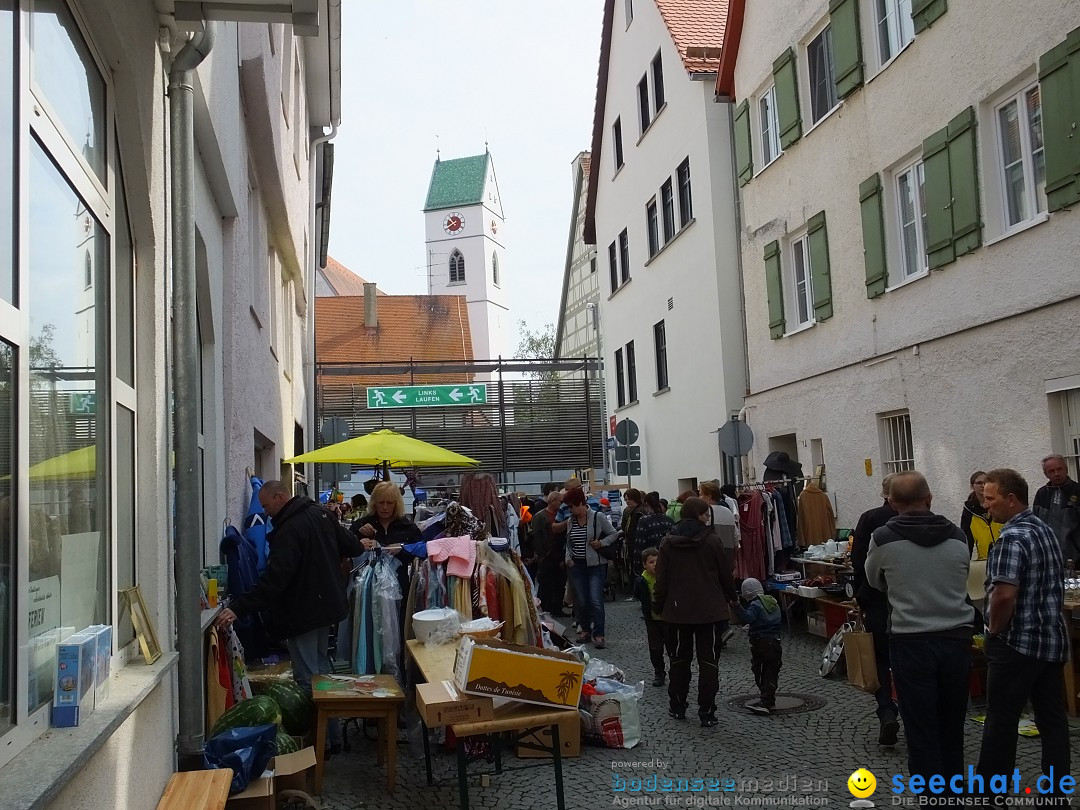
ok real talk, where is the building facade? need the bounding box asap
[555,152,601,364]
[585,0,746,495]
[423,151,509,361]
[0,2,339,806]
[720,0,1080,523]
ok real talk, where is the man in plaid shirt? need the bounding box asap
[977,468,1070,784]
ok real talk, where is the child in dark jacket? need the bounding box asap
[632,547,668,687]
[731,577,782,715]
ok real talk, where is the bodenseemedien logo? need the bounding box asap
[848,768,877,808]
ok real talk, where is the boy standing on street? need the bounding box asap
[732,577,782,715]
[633,547,667,686]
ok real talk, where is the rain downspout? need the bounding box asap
[168,22,215,770]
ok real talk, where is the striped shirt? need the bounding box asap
[568,519,589,561]
[986,509,1067,662]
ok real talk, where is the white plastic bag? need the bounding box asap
[579,689,642,749]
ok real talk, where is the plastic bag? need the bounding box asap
[584,657,625,683]
[204,723,278,794]
[374,557,404,685]
[592,677,644,698]
[579,691,642,749]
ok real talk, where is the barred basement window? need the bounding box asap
[879,411,915,473]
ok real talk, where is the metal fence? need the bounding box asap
[314,357,605,490]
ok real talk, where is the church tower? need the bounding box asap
[423,149,508,361]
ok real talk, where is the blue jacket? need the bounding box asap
[734,594,782,640]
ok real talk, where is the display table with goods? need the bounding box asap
[310,674,404,795]
[406,637,581,810]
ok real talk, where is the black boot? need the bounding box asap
[652,671,665,687]
[878,709,899,746]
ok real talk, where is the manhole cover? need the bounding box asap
[725,692,826,716]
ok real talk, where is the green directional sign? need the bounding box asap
[366,383,488,409]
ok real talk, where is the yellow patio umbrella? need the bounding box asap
[24,445,97,481]
[284,429,479,468]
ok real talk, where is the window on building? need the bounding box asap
[449,249,466,283]
[880,411,915,473]
[646,199,659,257]
[282,279,293,379]
[625,0,633,26]
[788,233,814,328]
[608,241,618,293]
[652,53,665,112]
[894,159,928,281]
[759,86,782,167]
[268,250,280,356]
[875,0,914,66]
[618,229,630,284]
[492,252,499,286]
[590,256,597,274]
[661,179,675,242]
[615,347,626,407]
[654,320,668,390]
[626,340,638,403]
[613,117,624,170]
[995,84,1046,229]
[807,25,838,124]
[638,74,651,133]
[1059,389,1080,479]
[677,159,692,226]
[248,179,267,326]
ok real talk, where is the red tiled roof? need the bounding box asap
[655,0,729,73]
[315,294,474,386]
[318,256,386,297]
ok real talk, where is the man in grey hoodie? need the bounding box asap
[865,471,975,784]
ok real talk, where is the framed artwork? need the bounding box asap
[120,586,161,664]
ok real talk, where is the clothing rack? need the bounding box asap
[736,476,815,490]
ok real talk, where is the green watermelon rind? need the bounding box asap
[209,694,282,739]
[261,681,315,736]
[274,728,300,755]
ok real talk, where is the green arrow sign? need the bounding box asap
[366,383,488,409]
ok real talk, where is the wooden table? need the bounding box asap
[156,769,232,810]
[311,674,404,795]
[406,639,574,810]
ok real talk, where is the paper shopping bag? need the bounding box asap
[843,627,879,692]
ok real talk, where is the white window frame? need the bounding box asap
[870,0,914,72]
[449,249,466,284]
[994,82,1046,231]
[625,0,633,27]
[879,410,915,474]
[890,158,929,286]
[282,277,293,380]
[756,84,782,170]
[803,21,839,127]
[785,230,815,332]
[1058,389,1080,480]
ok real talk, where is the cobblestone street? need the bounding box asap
[320,599,1076,808]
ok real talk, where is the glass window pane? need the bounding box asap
[1026,87,1046,212]
[115,405,134,647]
[876,0,894,62]
[27,141,109,711]
[0,340,14,735]
[0,2,14,304]
[898,169,919,277]
[31,0,107,184]
[998,101,1027,225]
[115,167,134,386]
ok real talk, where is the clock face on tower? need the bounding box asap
[443,213,465,235]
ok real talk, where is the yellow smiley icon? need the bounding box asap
[848,768,877,798]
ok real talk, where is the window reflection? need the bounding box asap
[0,341,14,734]
[27,142,108,710]
[31,0,106,184]
[0,2,14,303]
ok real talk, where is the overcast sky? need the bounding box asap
[328,1,604,353]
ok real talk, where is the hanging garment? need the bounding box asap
[459,474,505,537]
[206,626,233,732]
[427,535,477,578]
[772,490,794,549]
[225,626,253,704]
[737,490,768,581]
[797,484,836,546]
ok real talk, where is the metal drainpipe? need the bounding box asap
[168,23,215,771]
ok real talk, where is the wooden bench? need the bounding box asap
[157,769,233,810]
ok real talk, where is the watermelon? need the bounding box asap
[261,681,315,736]
[209,695,281,739]
[274,728,300,755]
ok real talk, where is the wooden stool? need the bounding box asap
[157,770,232,810]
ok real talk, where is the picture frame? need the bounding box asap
[120,586,162,664]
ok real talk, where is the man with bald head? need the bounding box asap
[865,471,976,783]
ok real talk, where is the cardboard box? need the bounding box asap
[52,630,97,727]
[454,637,585,710]
[84,624,112,708]
[417,679,495,727]
[807,612,827,638]
[515,712,581,758]
[796,586,824,598]
[227,747,317,810]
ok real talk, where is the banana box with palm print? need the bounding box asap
[453,636,585,710]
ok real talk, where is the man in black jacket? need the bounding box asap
[1033,453,1080,562]
[218,480,362,751]
[850,474,898,746]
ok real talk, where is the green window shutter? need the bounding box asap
[911,0,947,34]
[859,174,888,299]
[734,100,753,187]
[764,240,785,339]
[946,107,981,258]
[829,0,863,99]
[806,211,833,322]
[772,48,802,150]
[922,124,955,269]
[1038,27,1080,212]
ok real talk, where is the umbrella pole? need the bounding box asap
[382,460,390,481]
